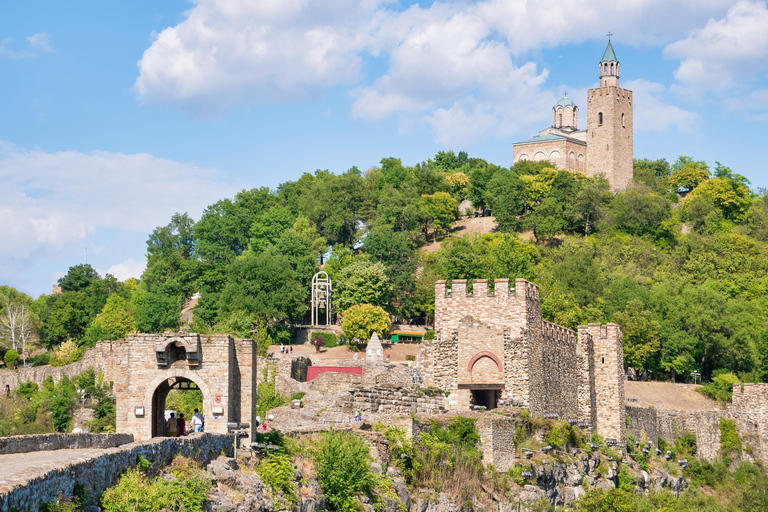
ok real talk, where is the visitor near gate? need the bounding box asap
[177,413,186,436]
[166,412,179,437]
[192,408,204,432]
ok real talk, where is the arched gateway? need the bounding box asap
[108,333,256,441]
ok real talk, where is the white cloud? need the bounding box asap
[0,141,235,284]
[625,79,701,133]
[665,1,768,93]
[0,32,53,58]
[135,0,739,118]
[103,258,147,282]
[135,0,390,116]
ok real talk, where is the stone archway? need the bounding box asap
[113,333,256,441]
[150,375,205,438]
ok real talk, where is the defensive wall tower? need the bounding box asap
[425,278,625,443]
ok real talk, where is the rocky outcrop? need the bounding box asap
[205,451,684,512]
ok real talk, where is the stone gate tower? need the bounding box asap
[586,39,633,191]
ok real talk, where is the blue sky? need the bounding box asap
[1,0,767,298]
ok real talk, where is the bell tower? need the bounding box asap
[586,35,633,191]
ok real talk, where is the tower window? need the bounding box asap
[610,63,614,75]
[602,357,605,364]
[604,63,608,74]
[622,113,625,127]
[598,112,603,125]
[559,114,562,126]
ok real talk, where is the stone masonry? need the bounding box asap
[423,278,625,443]
[110,333,257,441]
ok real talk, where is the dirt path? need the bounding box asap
[625,381,721,411]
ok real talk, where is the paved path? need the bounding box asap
[0,448,110,494]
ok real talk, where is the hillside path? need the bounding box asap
[0,448,109,494]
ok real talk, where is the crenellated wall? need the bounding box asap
[426,278,625,443]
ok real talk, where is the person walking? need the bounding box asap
[192,409,204,432]
[166,412,179,437]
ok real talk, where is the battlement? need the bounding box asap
[542,320,577,344]
[435,278,539,301]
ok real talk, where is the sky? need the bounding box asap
[1,0,767,298]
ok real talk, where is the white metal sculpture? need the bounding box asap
[311,271,332,326]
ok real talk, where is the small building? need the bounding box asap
[387,330,424,343]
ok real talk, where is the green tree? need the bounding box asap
[58,264,101,292]
[574,177,612,234]
[669,156,710,191]
[607,183,671,237]
[217,249,307,338]
[93,295,136,340]
[341,304,391,343]
[135,290,181,333]
[612,299,661,372]
[335,260,391,312]
[484,168,526,232]
[419,191,458,240]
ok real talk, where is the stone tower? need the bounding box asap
[586,39,633,191]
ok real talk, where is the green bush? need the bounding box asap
[423,330,435,340]
[405,355,416,361]
[676,430,697,457]
[257,453,298,508]
[315,430,375,511]
[4,349,20,369]
[719,418,741,461]
[310,331,338,348]
[698,372,740,404]
[100,456,211,512]
[257,364,288,416]
[32,352,51,366]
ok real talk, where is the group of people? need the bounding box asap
[280,344,293,355]
[166,408,204,437]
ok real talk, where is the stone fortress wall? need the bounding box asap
[0,433,233,512]
[423,278,625,443]
[627,384,768,466]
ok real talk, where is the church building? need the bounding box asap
[512,39,633,192]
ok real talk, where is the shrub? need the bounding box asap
[50,340,84,367]
[698,372,740,404]
[310,331,337,348]
[32,352,51,366]
[257,364,288,416]
[310,334,327,353]
[257,453,298,508]
[423,330,435,340]
[4,349,20,369]
[405,355,416,361]
[676,430,697,457]
[315,430,375,511]
[719,418,741,461]
[100,456,210,512]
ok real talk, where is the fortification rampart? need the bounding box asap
[426,277,625,443]
[0,433,232,512]
[0,341,115,395]
[626,384,768,465]
[0,433,133,455]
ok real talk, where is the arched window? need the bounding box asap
[610,63,614,74]
[621,113,625,127]
[604,63,608,73]
[598,112,603,125]
[559,114,562,126]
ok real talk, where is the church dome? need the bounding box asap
[555,96,576,109]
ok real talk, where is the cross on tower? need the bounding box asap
[563,92,568,98]
[606,31,613,41]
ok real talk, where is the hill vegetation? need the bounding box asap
[3,151,767,384]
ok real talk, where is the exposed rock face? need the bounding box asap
[204,452,684,512]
